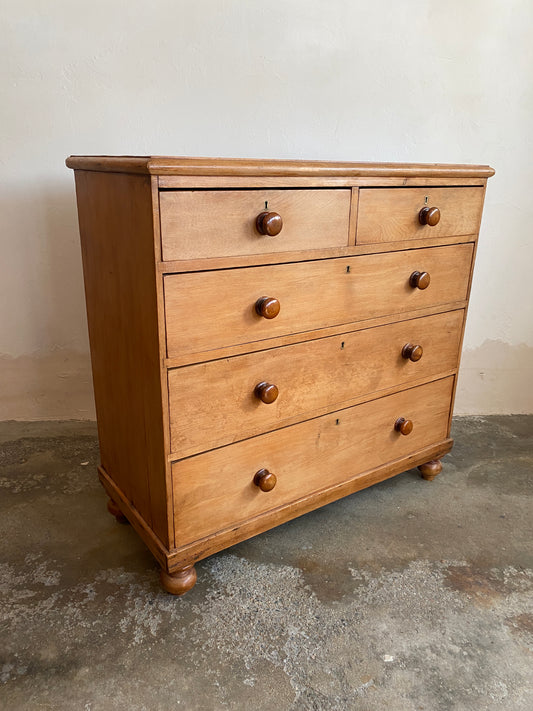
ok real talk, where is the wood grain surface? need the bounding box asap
[167,438,454,569]
[168,310,464,457]
[66,155,495,179]
[74,171,170,546]
[157,234,476,275]
[171,377,454,545]
[357,187,484,243]
[160,189,350,260]
[164,244,474,358]
[66,156,493,590]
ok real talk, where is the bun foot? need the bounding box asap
[160,565,197,595]
[418,459,443,481]
[107,498,129,524]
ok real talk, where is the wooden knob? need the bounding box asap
[395,417,413,435]
[409,271,431,290]
[255,296,280,319]
[253,468,277,492]
[256,211,283,236]
[254,381,279,404]
[418,459,443,481]
[419,206,441,226]
[402,343,423,362]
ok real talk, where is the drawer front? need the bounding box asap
[172,377,454,545]
[357,187,484,244]
[165,244,473,358]
[159,189,351,261]
[169,310,463,458]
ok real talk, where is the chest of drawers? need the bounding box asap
[67,156,494,594]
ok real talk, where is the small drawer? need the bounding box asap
[164,243,474,359]
[356,187,484,244]
[168,310,464,458]
[171,377,454,545]
[159,189,351,261]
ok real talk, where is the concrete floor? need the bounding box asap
[0,417,532,711]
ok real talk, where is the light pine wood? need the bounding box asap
[168,310,464,458]
[157,234,477,275]
[172,377,454,546]
[98,466,169,569]
[167,371,458,465]
[150,176,176,544]
[357,187,485,244]
[164,244,474,358]
[66,155,495,179]
[164,300,468,369]
[73,171,170,547]
[160,189,350,260]
[68,156,494,595]
[348,187,359,245]
[102,438,452,572]
[157,176,488,189]
[156,234,477,275]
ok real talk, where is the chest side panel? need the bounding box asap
[74,171,170,547]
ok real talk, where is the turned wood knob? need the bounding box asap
[254,468,277,491]
[107,499,129,524]
[255,296,280,319]
[418,459,443,481]
[395,417,413,435]
[409,271,431,290]
[402,343,424,362]
[254,381,279,404]
[419,206,441,226]
[160,565,197,595]
[256,211,283,236]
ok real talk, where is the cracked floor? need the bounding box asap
[1,417,532,710]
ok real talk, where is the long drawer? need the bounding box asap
[164,243,473,358]
[172,377,454,545]
[168,310,463,458]
[159,189,351,260]
[356,187,484,244]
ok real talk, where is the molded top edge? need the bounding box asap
[65,155,495,178]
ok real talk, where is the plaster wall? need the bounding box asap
[1,0,532,418]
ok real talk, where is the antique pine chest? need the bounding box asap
[66,156,494,594]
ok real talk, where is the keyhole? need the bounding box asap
[265,201,268,210]
[424,196,429,205]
